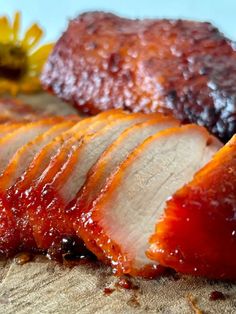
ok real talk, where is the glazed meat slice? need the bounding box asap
[9,109,126,194]
[0,111,141,255]
[0,110,127,255]
[147,135,236,280]
[0,123,25,139]
[0,120,74,255]
[0,118,66,174]
[41,11,236,142]
[0,121,75,191]
[73,116,180,226]
[22,113,153,252]
[28,110,131,197]
[77,125,222,277]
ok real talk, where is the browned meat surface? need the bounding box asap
[41,11,236,142]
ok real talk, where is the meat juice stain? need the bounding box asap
[14,252,32,265]
[115,277,139,290]
[209,290,226,301]
[103,287,115,296]
[115,277,140,308]
[103,277,140,304]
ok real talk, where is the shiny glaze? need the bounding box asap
[148,135,236,280]
[0,111,130,257]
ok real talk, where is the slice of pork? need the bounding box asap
[0,118,63,174]
[3,111,129,252]
[24,114,154,250]
[35,111,136,189]
[12,110,125,193]
[58,114,153,204]
[77,125,222,277]
[0,123,26,139]
[74,116,180,215]
[0,121,75,191]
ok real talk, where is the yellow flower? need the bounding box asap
[0,12,54,95]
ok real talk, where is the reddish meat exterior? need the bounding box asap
[148,135,236,280]
[41,11,236,142]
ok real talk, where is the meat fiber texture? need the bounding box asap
[148,135,236,280]
[77,125,221,277]
[0,110,162,256]
[41,11,236,142]
[1,106,233,280]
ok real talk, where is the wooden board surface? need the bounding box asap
[1,256,236,314]
[0,93,235,314]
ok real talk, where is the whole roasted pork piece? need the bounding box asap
[41,11,236,142]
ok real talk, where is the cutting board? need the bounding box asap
[0,93,235,314]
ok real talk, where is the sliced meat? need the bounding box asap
[0,120,75,255]
[29,110,131,199]
[0,123,26,139]
[10,110,125,193]
[0,110,133,254]
[0,115,100,255]
[0,98,80,122]
[76,125,222,277]
[0,117,65,174]
[0,121,75,191]
[24,113,155,251]
[147,135,236,280]
[73,116,180,225]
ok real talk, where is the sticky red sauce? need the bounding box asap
[116,277,139,290]
[148,139,236,280]
[103,287,115,295]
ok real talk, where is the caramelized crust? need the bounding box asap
[148,135,236,280]
[42,11,236,142]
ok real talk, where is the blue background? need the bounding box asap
[2,0,236,43]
